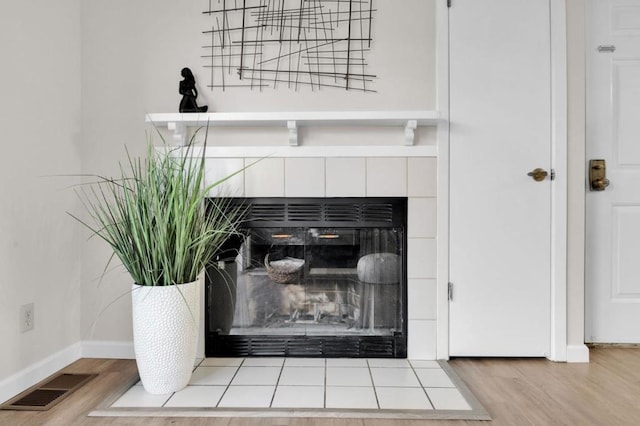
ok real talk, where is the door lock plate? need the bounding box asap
[589,159,610,191]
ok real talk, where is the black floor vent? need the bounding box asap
[1,373,97,411]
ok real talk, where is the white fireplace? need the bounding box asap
[203,154,438,359]
[148,111,443,360]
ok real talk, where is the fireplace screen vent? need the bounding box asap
[361,203,395,223]
[207,197,407,358]
[240,198,399,227]
[248,203,287,221]
[288,203,323,221]
[324,204,361,222]
[211,335,399,357]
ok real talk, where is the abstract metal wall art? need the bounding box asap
[202,0,376,92]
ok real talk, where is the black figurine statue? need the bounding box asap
[179,67,208,113]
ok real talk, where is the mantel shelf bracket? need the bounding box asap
[287,120,299,146]
[167,121,188,145]
[404,120,418,146]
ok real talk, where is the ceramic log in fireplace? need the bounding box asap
[206,198,407,358]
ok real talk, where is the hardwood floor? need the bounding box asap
[1,347,638,425]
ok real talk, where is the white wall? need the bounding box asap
[80,0,437,343]
[0,0,83,385]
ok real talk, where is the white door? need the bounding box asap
[586,0,640,343]
[449,0,552,356]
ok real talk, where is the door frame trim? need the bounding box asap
[550,0,568,362]
[439,0,569,361]
[436,0,450,360]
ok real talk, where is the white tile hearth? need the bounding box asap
[278,367,325,386]
[271,385,325,408]
[189,366,237,385]
[218,385,276,408]
[164,385,225,408]
[230,366,281,385]
[325,386,378,409]
[325,366,373,387]
[415,368,456,388]
[370,367,422,387]
[108,358,483,415]
[376,387,433,410]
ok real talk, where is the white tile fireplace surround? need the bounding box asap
[204,155,438,359]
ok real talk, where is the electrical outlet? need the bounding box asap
[21,303,34,333]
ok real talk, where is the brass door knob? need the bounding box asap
[592,178,610,190]
[527,168,548,182]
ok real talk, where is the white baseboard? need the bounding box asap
[0,342,82,405]
[566,344,590,363]
[81,340,135,359]
[81,339,204,359]
[1,338,193,405]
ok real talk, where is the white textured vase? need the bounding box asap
[131,279,201,394]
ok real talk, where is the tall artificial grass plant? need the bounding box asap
[71,127,247,394]
[71,128,244,287]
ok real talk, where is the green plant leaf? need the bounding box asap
[70,125,246,286]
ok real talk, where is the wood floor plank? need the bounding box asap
[1,347,639,425]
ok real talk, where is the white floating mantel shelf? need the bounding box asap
[145,111,440,146]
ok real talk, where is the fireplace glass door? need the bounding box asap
[206,198,407,357]
[229,226,402,336]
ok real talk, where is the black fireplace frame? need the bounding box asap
[205,197,408,358]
